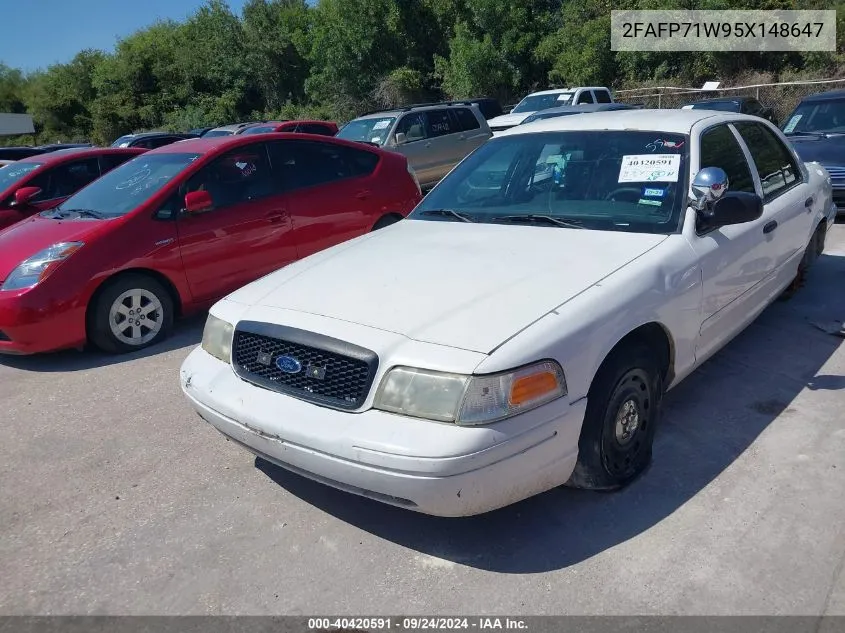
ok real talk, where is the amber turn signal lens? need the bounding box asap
[509,370,560,406]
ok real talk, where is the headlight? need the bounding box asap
[201,314,234,363]
[1,242,84,291]
[374,360,566,425]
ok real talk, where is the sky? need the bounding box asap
[1,0,250,73]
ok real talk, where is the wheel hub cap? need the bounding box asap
[615,398,640,445]
[108,289,163,346]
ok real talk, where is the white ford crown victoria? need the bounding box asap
[181,110,835,516]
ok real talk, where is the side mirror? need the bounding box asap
[699,191,764,230]
[394,132,407,145]
[184,190,213,214]
[12,186,41,207]
[690,167,729,211]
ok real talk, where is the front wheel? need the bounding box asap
[568,343,663,490]
[89,274,174,354]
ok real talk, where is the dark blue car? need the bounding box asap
[783,89,845,215]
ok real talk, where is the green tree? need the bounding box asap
[0,63,27,114]
[434,22,518,100]
[242,0,312,110]
[24,50,106,142]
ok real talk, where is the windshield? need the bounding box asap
[111,135,135,148]
[336,117,396,145]
[512,93,573,114]
[688,101,740,112]
[0,161,41,191]
[241,125,278,135]
[782,99,845,135]
[203,129,234,138]
[410,130,689,234]
[55,153,200,219]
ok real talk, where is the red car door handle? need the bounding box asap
[355,190,371,200]
[266,212,287,223]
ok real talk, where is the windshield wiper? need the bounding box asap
[417,208,476,223]
[493,214,584,229]
[785,130,831,138]
[58,208,107,219]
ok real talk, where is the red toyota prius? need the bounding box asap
[0,147,146,231]
[0,133,421,355]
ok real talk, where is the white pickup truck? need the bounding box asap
[181,109,835,517]
[487,87,614,135]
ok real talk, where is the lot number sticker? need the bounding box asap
[619,154,681,183]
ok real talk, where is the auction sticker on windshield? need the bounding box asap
[783,115,802,133]
[619,154,681,183]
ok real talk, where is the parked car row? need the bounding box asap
[1,82,842,519]
[0,133,421,355]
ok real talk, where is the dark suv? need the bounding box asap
[782,89,845,215]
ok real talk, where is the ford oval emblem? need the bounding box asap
[275,355,302,374]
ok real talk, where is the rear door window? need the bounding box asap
[267,140,378,192]
[595,90,612,104]
[301,123,335,136]
[426,109,455,138]
[733,121,801,200]
[577,91,594,104]
[453,108,481,132]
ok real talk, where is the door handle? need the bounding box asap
[458,135,467,141]
[355,190,371,200]
[805,196,814,209]
[266,212,287,224]
[763,220,778,234]
[425,142,432,148]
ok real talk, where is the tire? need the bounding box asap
[88,274,174,354]
[815,223,827,258]
[568,342,663,490]
[372,214,402,231]
[780,240,813,301]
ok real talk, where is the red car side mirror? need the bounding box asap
[13,186,42,207]
[184,190,213,214]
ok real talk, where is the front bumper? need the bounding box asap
[0,289,87,355]
[181,348,586,517]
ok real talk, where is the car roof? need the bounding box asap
[688,96,745,104]
[524,87,608,97]
[27,147,146,164]
[146,131,382,156]
[501,108,726,136]
[353,103,476,120]
[130,131,194,139]
[801,89,845,102]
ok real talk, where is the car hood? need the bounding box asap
[486,113,531,128]
[788,134,845,166]
[226,220,668,354]
[0,215,102,281]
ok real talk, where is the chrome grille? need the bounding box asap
[232,322,378,410]
[822,165,845,184]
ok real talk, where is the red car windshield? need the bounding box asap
[0,161,41,192]
[52,153,200,219]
